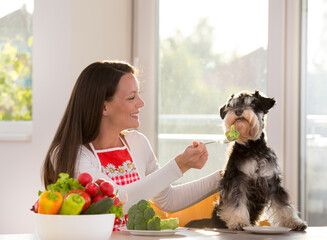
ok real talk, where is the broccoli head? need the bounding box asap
[126,199,154,230]
[126,200,179,231]
[147,215,161,230]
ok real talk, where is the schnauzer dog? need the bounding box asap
[186,91,307,231]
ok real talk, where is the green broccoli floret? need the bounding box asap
[126,220,134,230]
[126,200,153,230]
[144,207,155,221]
[134,214,147,230]
[135,223,147,230]
[137,199,151,213]
[126,200,179,231]
[147,215,161,231]
[127,205,140,222]
[225,125,240,142]
[134,219,147,230]
[160,218,179,230]
[126,205,142,230]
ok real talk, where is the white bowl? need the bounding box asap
[33,213,115,240]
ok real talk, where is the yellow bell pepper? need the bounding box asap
[38,191,63,214]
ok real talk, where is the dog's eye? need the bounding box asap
[250,102,255,108]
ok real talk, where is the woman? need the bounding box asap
[42,60,221,229]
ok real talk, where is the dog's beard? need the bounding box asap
[224,109,262,144]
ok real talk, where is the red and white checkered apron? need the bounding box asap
[90,141,140,231]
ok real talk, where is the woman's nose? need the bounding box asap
[137,97,145,108]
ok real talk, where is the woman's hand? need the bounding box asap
[175,141,209,174]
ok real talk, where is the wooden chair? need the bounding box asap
[150,193,218,227]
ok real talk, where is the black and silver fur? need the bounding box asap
[186,91,307,231]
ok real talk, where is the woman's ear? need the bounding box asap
[102,101,110,116]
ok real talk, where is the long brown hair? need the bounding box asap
[42,60,136,187]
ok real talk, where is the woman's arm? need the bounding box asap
[76,144,184,214]
[127,131,221,213]
[76,130,219,214]
[151,170,221,213]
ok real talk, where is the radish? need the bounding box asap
[113,196,121,206]
[100,181,114,197]
[78,173,93,187]
[85,182,99,197]
[95,178,106,186]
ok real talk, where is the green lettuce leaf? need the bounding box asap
[46,173,84,197]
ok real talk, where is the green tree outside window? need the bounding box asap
[0,38,32,120]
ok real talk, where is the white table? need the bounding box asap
[1,227,327,240]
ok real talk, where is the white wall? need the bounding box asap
[0,0,132,234]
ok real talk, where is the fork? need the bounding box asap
[204,139,230,145]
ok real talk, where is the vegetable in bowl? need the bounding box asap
[46,173,84,197]
[32,172,123,218]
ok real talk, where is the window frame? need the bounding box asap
[0,121,32,141]
[0,2,33,142]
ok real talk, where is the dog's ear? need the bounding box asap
[260,96,276,114]
[220,94,234,119]
[253,90,276,114]
[220,104,227,119]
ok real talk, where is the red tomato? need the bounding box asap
[100,181,114,197]
[65,189,92,212]
[93,194,106,203]
[85,182,100,197]
[78,173,93,187]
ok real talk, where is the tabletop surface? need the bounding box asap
[1,227,327,240]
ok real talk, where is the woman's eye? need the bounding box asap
[128,96,135,100]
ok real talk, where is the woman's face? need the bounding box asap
[104,73,144,131]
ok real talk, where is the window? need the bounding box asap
[157,0,269,184]
[133,0,303,222]
[301,0,327,226]
[0,0,33,141]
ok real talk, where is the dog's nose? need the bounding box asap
[235,109,243,116]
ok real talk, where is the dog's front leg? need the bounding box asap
[269,181,307,231]
[219,181,251,230]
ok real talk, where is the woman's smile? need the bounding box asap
[130,112,139,119]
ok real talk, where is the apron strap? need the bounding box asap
[89,142,96,154]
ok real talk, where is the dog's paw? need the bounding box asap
[291,222,307,231]
[285,220,307,231]
[227,222,249,231]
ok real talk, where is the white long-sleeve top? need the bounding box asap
[75,130,220,214]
